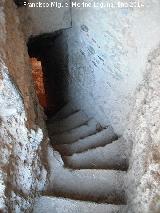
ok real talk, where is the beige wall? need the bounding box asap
[19,0,71,38]
[62,0,160,134]
[0,1,49,211]
[125,46,160,213]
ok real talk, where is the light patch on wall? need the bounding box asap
[0,172,6,210]
[30,58,47,109]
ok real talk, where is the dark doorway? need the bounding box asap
[27,32,69,117]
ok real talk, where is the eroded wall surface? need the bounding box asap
[125,47,160,213]
[0,0,49,212]
[63,0,160,134]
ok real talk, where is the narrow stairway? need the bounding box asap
[33,103,129,213]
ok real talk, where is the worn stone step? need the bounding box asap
[47,148,126,205]
[51,118,100,144]
[48,102,78,122]
[54,126,117,155]
[33,196,127,213]
[48,111,89,134]
[63,138,129,170]
[47,168,126,204]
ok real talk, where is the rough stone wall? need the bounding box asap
[125,47,160,213]
[0,0,49,212]
[62,0,160,134]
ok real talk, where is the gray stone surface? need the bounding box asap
[19,0,71,37]
[54,126,117,154]
[51,118,99,144]
[33,196,127,213]
[63,137,129,170]
[0,1,48,211]
[47,148,127,204]
[48,111,89,134]
[56,0,160,135]
[125,46,160,213]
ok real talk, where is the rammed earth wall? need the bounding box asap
[0,0,49,212]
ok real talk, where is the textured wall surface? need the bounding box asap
[125,46,160,213]
[18,0,71,38]
[1,1,160,212]
[0,1,49,212]
[63,0,160,134]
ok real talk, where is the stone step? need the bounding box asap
[48,168,126,204]
[63,138,129,170]
[48,102,78,122]
[33,196,127,213]
[51,118,100,144]
[47,147,126,205]
[48,111,89,134]
[55,126,117,155]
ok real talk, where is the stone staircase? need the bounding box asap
[33,104,129,213]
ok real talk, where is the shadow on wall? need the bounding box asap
[13,0,28,7]
[27,31,69,117]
